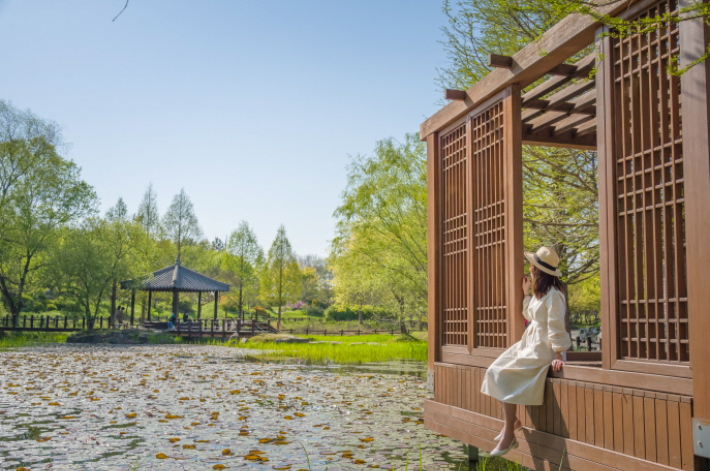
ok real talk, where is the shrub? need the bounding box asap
[324,304,393,322]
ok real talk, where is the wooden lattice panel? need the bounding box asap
[611,0,688,363]
[471,102,508,348]
[440,123,468,346]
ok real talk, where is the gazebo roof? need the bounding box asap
[121,261,230,293]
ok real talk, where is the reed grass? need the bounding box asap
[225,334,427,363]
[0,331,70,349]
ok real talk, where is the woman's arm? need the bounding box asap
[547,290,571,367]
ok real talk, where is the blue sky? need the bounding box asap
[0,0,447,257]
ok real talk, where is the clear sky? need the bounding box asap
[0,0,447,257]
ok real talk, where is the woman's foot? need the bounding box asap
[494,419,522,441]
[490,434,518,457]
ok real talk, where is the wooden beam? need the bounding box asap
[551,113,595,135]
[420,0,663,139]
[522,54,596,105]
[574,117,597,136]
[522,90,597,122]
[523,129,596,150]
[547,63,579,76]
[488,54,513,69]
[444,89,467,101]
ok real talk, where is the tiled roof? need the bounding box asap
[121,263,230,292]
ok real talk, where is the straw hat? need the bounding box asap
[524,247,562,277]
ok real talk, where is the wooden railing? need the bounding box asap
[0,314,116,331]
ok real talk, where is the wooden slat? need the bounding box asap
[666,398,682,469]
[594,385,605,447]
[603,388,614,450]
[568,382,578,441]
[522,54,597,104]
[522,88,597,122]
[655,396,669,466]
[633,392,646,459]
[644,394,657,462]
[679,399,693,470]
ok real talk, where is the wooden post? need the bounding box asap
[130,290,136,326]
[503,84,525,347]
[210,318,214,337]
[426,132,442,377]
[222,319,226,339]
[680,4,710,431]
[213,291,219,320]
[172,289,179,316]
[197,292,202,319]
[64,315,67,329]
[147,291,152,321]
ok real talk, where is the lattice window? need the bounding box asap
[612,0,688,363]
[441,123,468,346]
[471,102,508,348]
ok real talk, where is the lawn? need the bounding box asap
[0,331,71,349]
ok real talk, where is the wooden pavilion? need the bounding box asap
[121,260,230,322]
[422,0,710,469]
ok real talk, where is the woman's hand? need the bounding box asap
[522,275,531,295]
[551,353,565,372]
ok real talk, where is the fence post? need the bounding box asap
[357,329,360,336]
[391,329,393,335]
[23,316,27,328]
[306,326,309,335]
[64,316,67,329]
[222,319,226,339]
[30,315,34,329]
[340,329,344,336]
[210,319,214,338]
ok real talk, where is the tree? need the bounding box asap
[163,188,201,261]
[330,134,428,332]
[0,101,96,325]
[227,221,263,319]
[135,183,160,237]
[261,225,300,329]
[106,197,128,221]
[297,255,332,306]
[105,198,144,325]
[440,0,600,298]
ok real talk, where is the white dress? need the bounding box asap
[481,288,571,406]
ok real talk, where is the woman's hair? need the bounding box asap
[531,265,566,299]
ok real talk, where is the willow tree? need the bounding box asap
[0,101,95,325]
[330,134,428,332]
[440,0,600,290]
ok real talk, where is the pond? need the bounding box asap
[0,345,474,470]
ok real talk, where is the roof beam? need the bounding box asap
[420,0,656,139]
[523,129,597,150]
[489,54,513,69]
[445,89,467,101]
[522,88,597,122]
[522,54,596,104]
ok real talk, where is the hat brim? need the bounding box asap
[524,252,562,277]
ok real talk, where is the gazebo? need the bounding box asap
[121,259,230,322]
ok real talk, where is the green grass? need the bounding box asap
[0,331,70,349]
[225,333,427,363]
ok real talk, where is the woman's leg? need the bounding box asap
[495,402,518,450]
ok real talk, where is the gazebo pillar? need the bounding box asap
[130,289,136,325]
[172,289,179,316]
[197,292,202,319]
[213,291,219,319]
[147,291,152,321]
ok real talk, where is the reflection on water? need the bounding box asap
[0,345,482,470]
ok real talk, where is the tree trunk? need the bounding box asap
[238,284,244,321]
[277,305,282,331]
[358,308,363,326]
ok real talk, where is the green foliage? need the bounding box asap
[568,275,601,312]
[441,3,599,286]
[227,334,428,363]
[324,304,393,322]
[330,134,428,329]
[163,188,201,260]
[261,225,301,328]
[0,100,96,319]
[227,221,263,314]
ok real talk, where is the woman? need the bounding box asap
[480,246,571,457]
